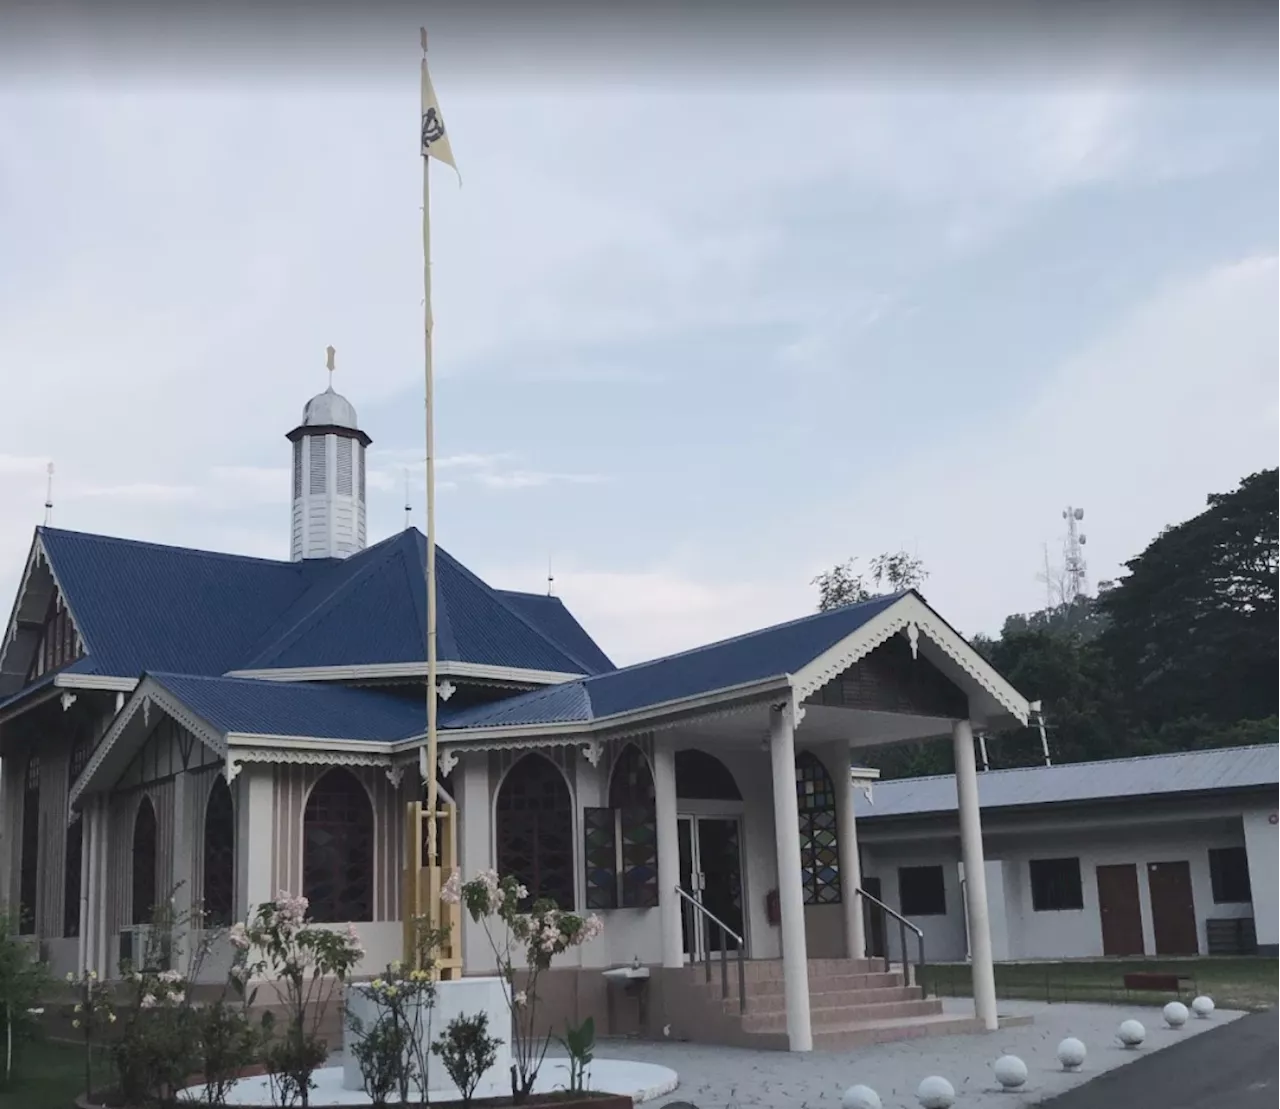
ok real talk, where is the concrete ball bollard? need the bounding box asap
[993,1054,1028,1089]
[1163,1001,1190,1028]
[841,1085,883,1109]
[916,1075,956,1109]
[1117,1019,1146,1048]
[1191,995,1215,1018]
[1057,1036,1087,1070]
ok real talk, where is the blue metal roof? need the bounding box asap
[34,526,612,682]
[496,590,616,675]
[854,744,1280,820]
[442,592,906,729]
[150,673,426,742]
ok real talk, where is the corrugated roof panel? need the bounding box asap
[441,592,905,728]
[441,680,592,729]
[152,672,425,742]
[854,744,1280,819]
[496,591,616,675]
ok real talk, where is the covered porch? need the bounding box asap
[436,591,1030,1051]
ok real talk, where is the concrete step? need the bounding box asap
[811,1012,986,1050]
[729,958,885,981]
[695,970,908,999]
[743,996,944,1034]
[728,984,922,1015]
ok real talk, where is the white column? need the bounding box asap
[171,771,193,936]
[652,736,683,969]
[770,703,813,1052]
[953,718,997,1031]
[77,807,92,972]
[458,753,493,972]
[236,765,275,918]
[827,743,866,961]
[93,798,110,978]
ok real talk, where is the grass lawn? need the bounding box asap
[0,1038,112,1109]
[923,956,1279,1012]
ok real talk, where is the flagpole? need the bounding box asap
[421,25,440,868]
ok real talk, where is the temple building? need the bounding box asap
[0,376,1032,1051]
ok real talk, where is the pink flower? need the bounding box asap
[140,994,156,1009]
[440,870,462,905]
[228,923,250,951]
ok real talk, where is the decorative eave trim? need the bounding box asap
[70,677,228,807]
[0,532,89,692]
[225,732,397,755]
[223,660,586,686]
[54,673,139,693]
[792,594,1029,724]
[227,747,393,771]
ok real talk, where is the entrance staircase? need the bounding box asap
[673,958,984,1050]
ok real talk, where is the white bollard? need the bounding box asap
[1057,1036,1087,1070]
[1117,1019,1146,1048]
[1163,1001,1189,1028]
[1191,995,1215,1018]
[993,1054,1028,1089]
[917,1075,956,1109]
[841,1085,883,1109]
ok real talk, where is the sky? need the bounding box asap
[1,4,1276,667]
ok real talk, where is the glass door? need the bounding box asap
[677,814,745,960]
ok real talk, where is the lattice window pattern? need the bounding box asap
[202,777,236,926]
[132,796,158,926]
[309,436,327,494]
[292,440,302,498]
[796,751,841,905]
[303,769,374,922]
[583,807,617,910]
[26,593,83,683]
[63,734,92,938]
[19,755,40,934]
[496,755,575,911]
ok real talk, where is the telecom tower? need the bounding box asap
[1061,505,1087,603]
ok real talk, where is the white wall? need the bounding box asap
[863,812,1263,962]
[1242,804,1279,951]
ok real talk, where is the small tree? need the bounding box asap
[66,969,116,1103]
[813,550,928,611]
[0,912,51,1088]
[432,1012,501,1107]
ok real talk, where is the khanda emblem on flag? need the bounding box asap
[421,107,445,153]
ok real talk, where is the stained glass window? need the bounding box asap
[610,745,658,908]
[132,796,158,925]
[303,769,374,922]
[19,755,40,934]
[203,777,236,926]
[796,751,841,905]
[583,807,617,910]
[496,755,574,911]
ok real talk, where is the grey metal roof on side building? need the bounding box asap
[853,744,1279,820]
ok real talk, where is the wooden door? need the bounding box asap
[1148,861,1199,956]
[1096,864,1145,956]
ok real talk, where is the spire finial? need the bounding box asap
[325,345,336,390]
[44,462,54,526]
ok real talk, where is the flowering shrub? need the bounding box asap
[65,969,116,1103]
[230,892,364,1108]
[348,960,437,1107]
[432,1011,501,1107]
[444,869,604,1103]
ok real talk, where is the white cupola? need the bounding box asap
[286,347,371,561]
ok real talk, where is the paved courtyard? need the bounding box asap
[597,999,1246,1108]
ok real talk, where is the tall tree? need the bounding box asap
[812,550,928,611]
[1098,468,1278,729]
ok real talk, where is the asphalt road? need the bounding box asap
[1041,1009,1278,1109]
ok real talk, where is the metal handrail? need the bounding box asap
[675,885,747,1014]
[856,886,927,991]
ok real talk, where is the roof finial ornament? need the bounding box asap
[44,461,54,526]
[325,345,336,392]
[547,554,554,597]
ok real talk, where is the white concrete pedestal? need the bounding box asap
[342,976,512,1091]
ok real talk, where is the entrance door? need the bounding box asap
[677,815,745,959]
[862,875,886,960]
[1097,864,1145,956]
[1148,860,1199,955]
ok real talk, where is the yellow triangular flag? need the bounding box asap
[420,58,457,170]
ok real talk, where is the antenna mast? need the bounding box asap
[1061,506,1088,603]
[44,462,54,526]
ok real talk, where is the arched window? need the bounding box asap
[19,755,40,935]
[795,751,840,905]
[496,755,574,911]
[303,769,373,923]
[63,733,92,938]
[675,749,741,800]
[132,796,158,925]
[608,746,658,908]
[202,777,236,927]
